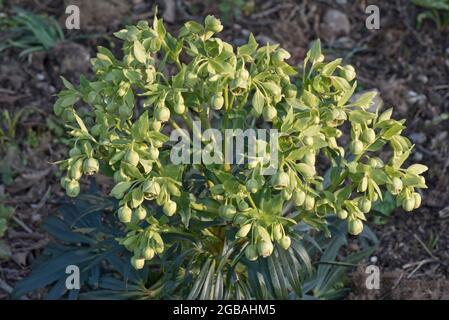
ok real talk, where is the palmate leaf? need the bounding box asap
[245,241,312,299]
[14,180,378,300]
[151,216,378,300]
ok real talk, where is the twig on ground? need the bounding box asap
[11,216,33,234]
[414,234,438,259]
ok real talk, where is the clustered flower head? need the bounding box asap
[54,15,427,269]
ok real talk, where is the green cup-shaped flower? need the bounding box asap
[271,171,290,190]
[66,179,80,198]
[219,204,237,220]
[236,224,252,238]
[154,106,170,122]
[211,94,224,110]
[350,140,364,155]
[135,206,147,220]
[402,197,415,212]
[205,15,223,33]
[337,209,348,219]
[304,195,315,211]
[124,149,139,166]
[280,236,291,250]
[359,198,372,214]
[163,200,177,216]
[143,180,161,199]
[257,240,274,258]
[340,65,356,81]
[118,205,132,223]
[131,256,145,270]
[293,189,306,206]
[143,247,155,260]
[83,158,99,176]
[245,244,258,261]
[263,105,277,122]
[362,128,376,144]
[348,219,363,235]
[412,192,422,209]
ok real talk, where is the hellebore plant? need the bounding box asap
[53,15,427,289]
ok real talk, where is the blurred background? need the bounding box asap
[0,0,448,299]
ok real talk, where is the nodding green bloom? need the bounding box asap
[280,236,291,250]
[143,247,155,260]
[131,256,145,270]
[70,158,83,180]
[263,105,277,122]
[271,171,290,190]
[53,16,428,274]
[69,147,81,157]
[135,206,147,220]
[211,94,224,110]
[402,197,415,212]
[258,240,274,258]
[337,209,348,219]
[236,224,252,238]
[303,136,313,146]
[174,101,186,114]
[150,119,162,131]
[83,158,99,176]
[219,204,237,220]
[359,198,372,214]
[66,180,80,198]
[285,84,297,98]
[237,200,250,212]
[143,180,161,199]
[246,179,259,193]
[358,176,368,192]
[340,65,356,81]
[391,177,403,195]
[293,189,306,206]
[304,195,315,211]
[113,169,130,183]
[118,205,132,223]
[369,157,384,168]
[149,146,159,160]
[413,192,422,209]
[234,213,249,225]
[272,48,291,65]
[185,72,198,87]
[124,149,139,166]
[60,176,71,189]
[348,219,363,235]
[281,189,292,201]
[245,244,258,261]
[163,200,177,216]
[362,128,376,144]
[273,223,283,241]
[205,15,223,33]
[303,151,316,166]
[350,140,364,155]
[154,106,170,122]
